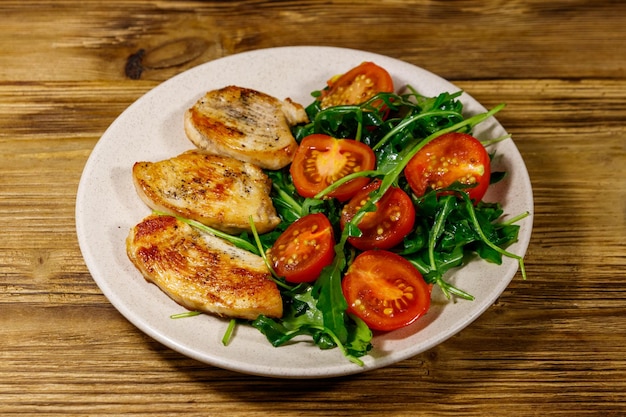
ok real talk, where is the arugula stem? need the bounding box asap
[373,109,463,151]
[153,210,259,255]
[272,183,303,218]
[437,277,475,301]
[481,133,512,147]
[461,193,527,280]
[222,319,237,345]
[498,211,531,227]
[313,169,379,199]
[170,311,201,319]
[248,216,294,291]
[354,108,364,142]
[428,196,455,271]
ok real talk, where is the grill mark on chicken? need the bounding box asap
[132,150,281,234]
[184,85,308,170]
[127,214,283,320]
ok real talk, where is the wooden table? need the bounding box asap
[1,1,625,415]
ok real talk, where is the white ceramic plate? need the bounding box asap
[76,46,533,379]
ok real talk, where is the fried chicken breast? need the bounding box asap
[184,85,309,170]
[132,150,280,234]
[126,214,283,320]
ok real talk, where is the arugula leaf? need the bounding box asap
[345,314,373,358]
[251,282,370,365]
[311,245,350,344]
[399,186,527,300]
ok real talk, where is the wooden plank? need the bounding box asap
[0,1,624,82]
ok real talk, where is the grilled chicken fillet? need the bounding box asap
[184,85,309,170]
[132,150,280,234]
[126,214,283,320]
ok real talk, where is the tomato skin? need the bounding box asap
[341,180,415,251]
[342,250,431,332]
[290,134,376,201]
[405,132,491,202]
[319,61,394,109]
[268,213,335,283]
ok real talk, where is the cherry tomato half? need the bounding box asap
[341,180,415,251]
[267,213,335,283]
[290,134,376,201]
[405,132,491,202]
[319,61,394,109]
[342,250,431,332]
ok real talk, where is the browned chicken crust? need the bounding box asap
[126,214,283,320]
[132,150,281,234]
[184,85,309,170]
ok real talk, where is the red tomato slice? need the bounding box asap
[268,213,335,283]
[319,61,394,109]
[405,132,491,202]
[342,250,431,331]
[340,180,415,251]
[290,134,376,201]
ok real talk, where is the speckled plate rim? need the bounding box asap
[75,46,533,379]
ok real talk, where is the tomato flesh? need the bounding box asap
[319,61,394,109]
[405,132,491,202]
[342,250,431,331]
[341,180,415,251]
[290,134,376,201]
[268,213,335,283]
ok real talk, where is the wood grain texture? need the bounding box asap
[1,1,625,415]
